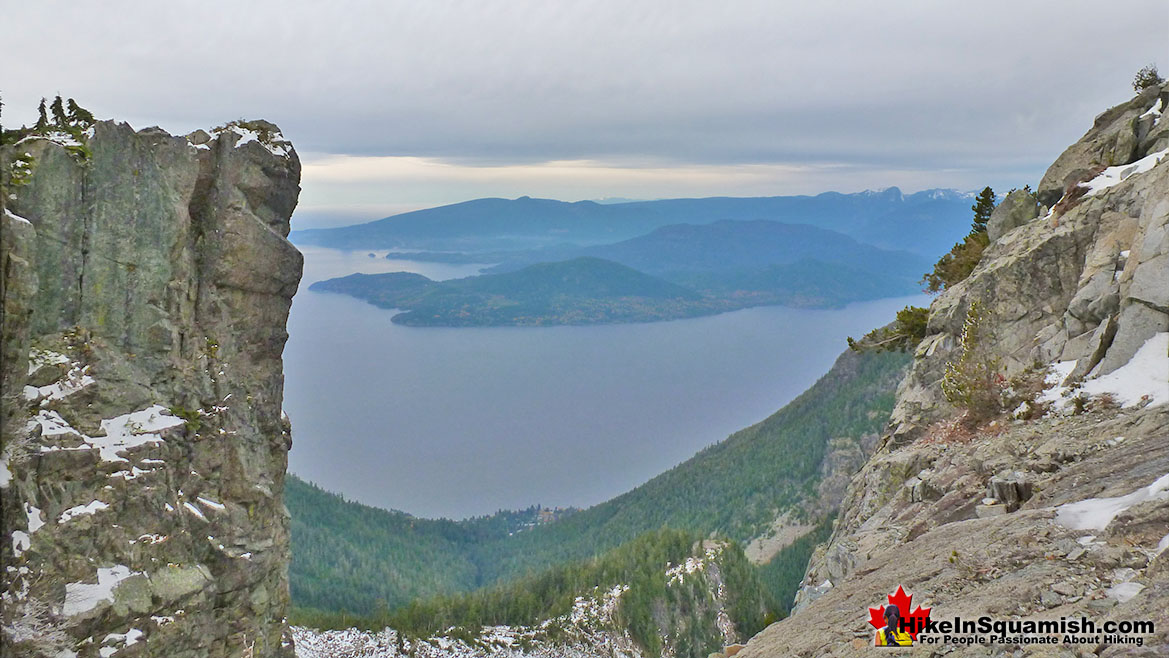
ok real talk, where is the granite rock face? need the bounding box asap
[739,86,1169,657]
[889,81,1169,442]
[1,120,303,657]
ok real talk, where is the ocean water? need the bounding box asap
[283,246,926,519]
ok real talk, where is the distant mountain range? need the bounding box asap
[291,188,974,258]
[481,219,928,277]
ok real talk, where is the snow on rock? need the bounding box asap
[1140,97,1164,119]
[665,546,720,585]
[25,503,44,534]
[17,130,83,149]
[196,496,226,511]
[12,531,31,557]
[100,628,144,657]
[62,566,138,617]
[31,410,82,439]
[183,502,207,521]
[1039,333,1169,411]
[1055,473,1169,530]
[4,207,32,226]
[90,405,184,462]
[28,348,71,374]
[212,122,293,158]
[1080,333,1169,406]
[59,500,110,523]
[1080,148,1169,196]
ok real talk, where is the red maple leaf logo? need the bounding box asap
[867,585,931,640]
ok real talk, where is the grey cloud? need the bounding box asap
[5,1,1166,180]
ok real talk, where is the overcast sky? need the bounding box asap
[5,1,1167,227]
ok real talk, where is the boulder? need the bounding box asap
[987,188,1040,242]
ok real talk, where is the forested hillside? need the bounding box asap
[288,347,910,617]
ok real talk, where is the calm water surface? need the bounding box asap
[284,246,925,519]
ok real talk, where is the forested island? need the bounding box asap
[308,219,929,326]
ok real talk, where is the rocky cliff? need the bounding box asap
[1,118,303,657]
[738,83,1169,656]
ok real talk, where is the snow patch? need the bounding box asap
[59,500,110,523]
[1140,97,1164,119]
[63,565,138,616]
[26,503,45,534]
[212,123,292,158]
[4,207,32,226]
[1055,473,1169,530]
[12,531,30,557]
[101,628,145,657]
[183,501,207,521]
[1107,582,1145,603]
[32,410,81,438]
[197,496,226,511]
[1080,149,1169,196]
[1039,334,1168,411]
[0,449,11,489]
[90,405,185,462]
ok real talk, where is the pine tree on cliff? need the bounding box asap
[920,186,994,293]
[66,98,96,125]
[50,94,67,127]
[970,186,995,234]
[35,97,49,132]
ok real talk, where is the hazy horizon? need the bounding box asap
[7,1,1165,224]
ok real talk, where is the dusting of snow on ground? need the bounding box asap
[28,348,71,374]
[16,130,83,149]
[1055,473,1169,530]
[62,565,138,616]
[212,123,293,158]
[27,363,95,404]
[1080,149,1169,196]
[293,584,640,658]
[665,546,720,585]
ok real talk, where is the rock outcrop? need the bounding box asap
[739,84,1169,656]
[1,119,303,657]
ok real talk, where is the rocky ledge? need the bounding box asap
[1,119,303,657]
[739,83,1169,657]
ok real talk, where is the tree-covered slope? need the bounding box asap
[310,256,725,326]
[288,347,911,615]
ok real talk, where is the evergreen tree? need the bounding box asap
[1133,64,1163,91]
[50,94,67,127]
[970,186,995,233]
[66,98,96,125]
[921,186,995,293]
[35,97,49,132]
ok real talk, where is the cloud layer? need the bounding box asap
[6,1,1166,224]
